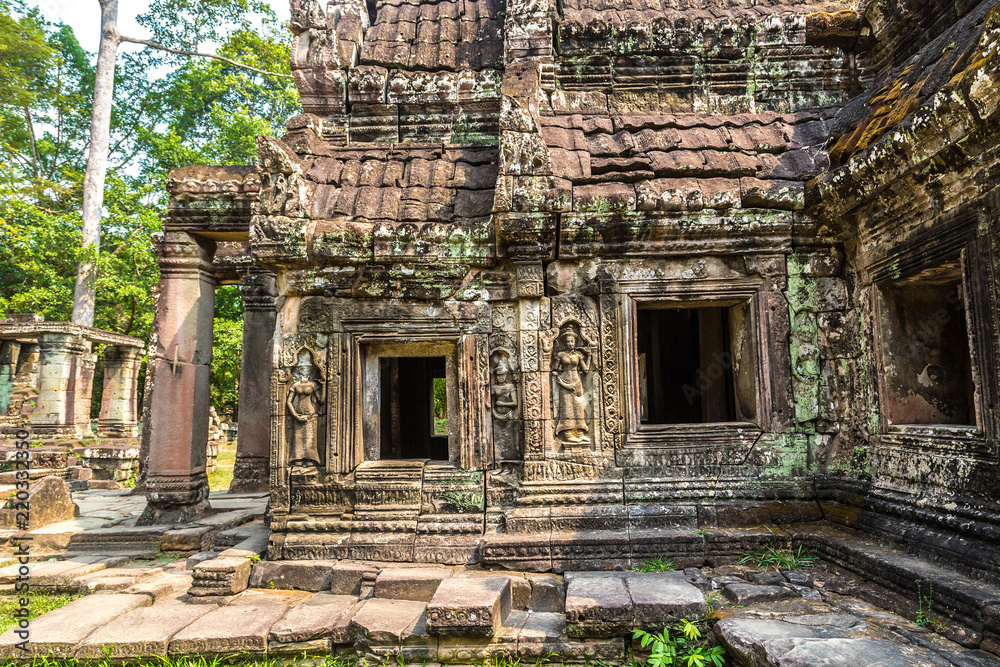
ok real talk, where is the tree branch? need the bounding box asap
[118,35,293,79]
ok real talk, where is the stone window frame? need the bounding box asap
[360,339,462,466]
[871,246,988,447]
[618,277,771,451]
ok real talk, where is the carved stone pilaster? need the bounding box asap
[139,231,216,525]
[231,270,277,493]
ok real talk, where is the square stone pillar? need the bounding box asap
[98,344,144,437]
[28,332,94,437]
[230,269,277,493]
[139,231,216,525]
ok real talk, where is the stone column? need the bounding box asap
[139,231,216,525]
[29,332,94,437]
[229,269,277,493]
[98,344,143,437]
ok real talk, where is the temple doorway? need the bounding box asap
[379,356,449,460]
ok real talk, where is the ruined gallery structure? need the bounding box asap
[145,0,1000,577]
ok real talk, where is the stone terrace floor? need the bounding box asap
[0,489,998,666]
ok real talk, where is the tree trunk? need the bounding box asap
[72,0,120,327]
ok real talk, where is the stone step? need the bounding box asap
[564,571,707,638]
[374,566,452,601]
[0,593,150,658]
[75,603,215,659]
[168,602,289,655]
[791,522,1000,648]
[426,576,512,637]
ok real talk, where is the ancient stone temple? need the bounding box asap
[146,0,1000,579]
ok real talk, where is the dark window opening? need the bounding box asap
[366,0,378,28]
[379,357,449,460]
[637,304,756,425]
[879,260,976,426]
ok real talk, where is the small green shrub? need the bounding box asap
[633,619,726,667]
[632,556,676,572]
[912,579,951,634]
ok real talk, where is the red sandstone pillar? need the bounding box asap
[98,344,143,437]
[229,269,277,493]
[139,231,216,524]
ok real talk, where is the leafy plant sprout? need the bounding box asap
[633,619,726,667]
[738,544,817,570]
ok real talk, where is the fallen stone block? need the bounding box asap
[565,573,632,638]
[188,555,252,597]
[0,476,76,530]
[75,602,215,659]
[624,572,707,629]
[351,598,428,644]
[0,593,150,658]
[374,566,451,602]
[427,576,512,637]
[250,559,335,591]
[722,583,796,606]
[268,593,358,643]
[169,602,289,654]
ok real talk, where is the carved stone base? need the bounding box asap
[137,496,212,526]
[230,455,270,493]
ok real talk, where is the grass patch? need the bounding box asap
[0,592,82,634]
[632,556,676,572]
[208,440,237,492]
[738,544,817,570]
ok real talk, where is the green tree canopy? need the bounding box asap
[0,0,299,417]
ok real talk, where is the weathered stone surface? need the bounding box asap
[0,594,150,658]
[0,476,76,530]
[268,593,358,643]
[169,602,289,654]
[330,561,379,596]
[374,567,451,602]
[188,556,252,597]
[427,576,512,637]
[624,572,707,629]
[528,574,565,612]
[350,598,428,644]
[565,573,632,638]
[160,525,212,551]
[250,559,334,591]
[75,602,215,659]
[723,584,797,606]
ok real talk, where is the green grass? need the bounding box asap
[632,556,676,572]
[208,440,237,492]
[0,592,82,634]
[738,544,817,570]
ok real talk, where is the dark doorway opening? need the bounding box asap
[379,357,449,460]
[637,307,739,424]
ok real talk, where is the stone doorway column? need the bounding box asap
[230,269,277,493]
[98,344,143,437]
[139,231,216,525]
[29,332,94,437]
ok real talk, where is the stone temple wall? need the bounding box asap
[164,0,1000,577]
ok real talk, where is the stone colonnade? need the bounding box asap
[0,317,145,438]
